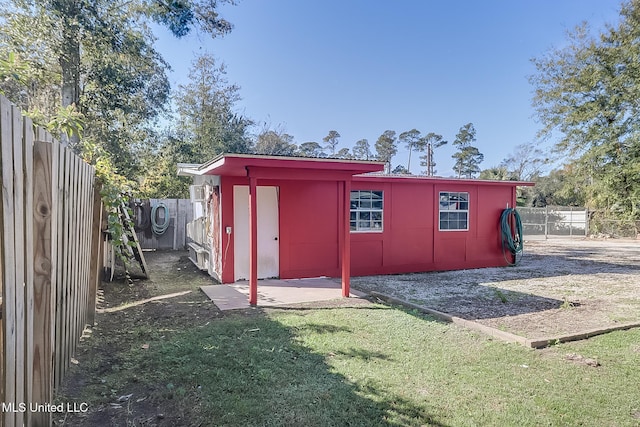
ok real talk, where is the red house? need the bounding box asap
[178,154,531,305]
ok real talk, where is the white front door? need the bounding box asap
[233,185,280,281]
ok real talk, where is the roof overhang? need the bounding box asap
[177,153,385,179]
[353,174,535,187]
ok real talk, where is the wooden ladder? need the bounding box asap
[120,202,149,278]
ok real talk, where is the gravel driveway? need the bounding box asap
[352,239,640,338]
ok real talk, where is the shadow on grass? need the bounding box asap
[295,322,353,334]
[335,348,392,361]
[124,308,449,426]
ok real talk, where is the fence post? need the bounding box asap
[569,206,573,237]
[544,206,548,239]
[585,209,590,237]
[87,184,103,326]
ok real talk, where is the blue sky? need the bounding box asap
[154,0,622,176]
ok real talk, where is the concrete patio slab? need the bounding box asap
[201,277,365,310]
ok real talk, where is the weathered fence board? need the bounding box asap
[1,95,19,427]
[0,95,100,426]
[136,198,193,250]
[32,140,54,426]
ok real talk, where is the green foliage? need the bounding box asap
[419,132,447,176]
[452,123,484,178]
[530,0,640,219]
[81,139,136,264]
[298,141,326,157]
[352,138,372,160]
[253,127,298,156]
[374,130,397,174]
[398,128,422,171]
[322,130,341,156]
[391,164,409,174]
[335,147,352,159]
[139,132,194,198]
[141,53,252,197]
[453,146,484,178]
[46,103,85,139]
[478,166,510,181]
[147,0,234,39]
[174,53,252,160]
[0,52,28,86]
[530,166,586,207]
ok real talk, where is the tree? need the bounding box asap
[0,0,234,176]
[453,146,484,178]
[336,147,352,159]
[478,166,510,181]
[174,53,252,160]
[530,166,586,207]
[352,138,372,160]
[139,130,194,198]
[392,164,409,174]
[398,128,422,171]
[530,0,640,218]
[375,130,397,174]
[452,123,483,178]
[298,141,325,157]
[419,132,447,176]
[322,130,341,156]
[499,143,547,181]
[253,129,298,156]
[139,53,251,198]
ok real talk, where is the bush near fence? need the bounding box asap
[0,95,102,426]
[588,211,639,239]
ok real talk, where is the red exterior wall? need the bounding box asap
[349,177,516,276]
[217,174,518,283]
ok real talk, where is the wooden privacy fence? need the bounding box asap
[0,95,102,426]
[135,199,192,250]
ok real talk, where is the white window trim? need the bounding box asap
[438,191,469,231]
[350,190,384,233]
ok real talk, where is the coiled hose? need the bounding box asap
[151,202,170,235]
[500,208,523,265]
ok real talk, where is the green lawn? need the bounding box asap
[63,298,640,426]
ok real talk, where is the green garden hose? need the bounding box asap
[500,208,523,265]
[151,202,170,235]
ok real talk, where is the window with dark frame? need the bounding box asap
[350,190,383,232]
[439,191,469,231]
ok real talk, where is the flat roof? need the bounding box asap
[177,153,534,186]
[178,153,386,177]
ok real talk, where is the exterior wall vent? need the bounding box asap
[190,185,205,203]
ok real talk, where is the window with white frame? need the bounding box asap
[439,192,469,231]
[350,190,383,232]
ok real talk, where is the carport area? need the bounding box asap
[201,278,366,310]
[351,239,640,347]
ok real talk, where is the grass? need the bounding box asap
[60,297,640,426]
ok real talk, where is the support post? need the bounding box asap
[341,179,351,297]
[249,176,258,306]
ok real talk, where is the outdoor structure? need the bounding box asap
[178,154,532,305]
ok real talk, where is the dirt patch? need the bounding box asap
[55,251,225,426]
[55,251,375,426]
[352,239,640,339]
